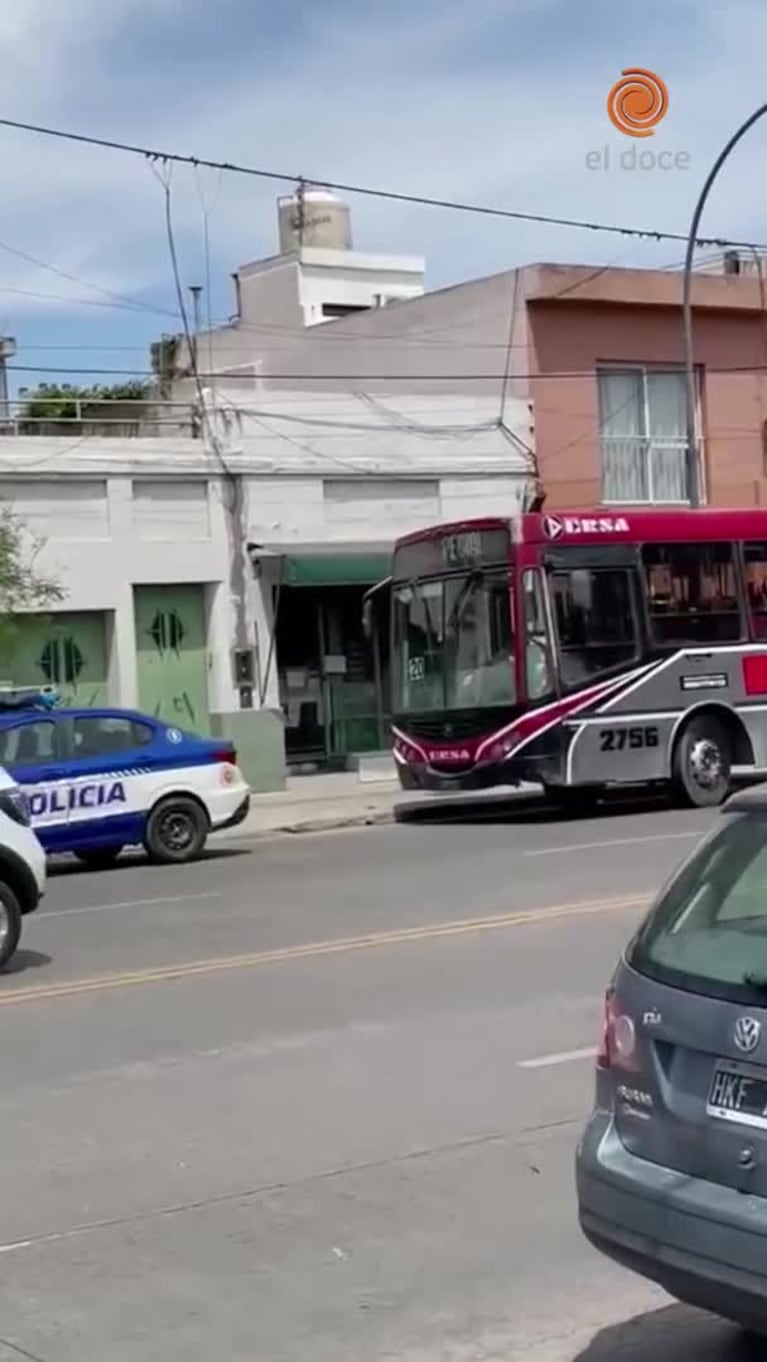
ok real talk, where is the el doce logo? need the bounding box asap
[607,67,668,137]
[586,67,689,172]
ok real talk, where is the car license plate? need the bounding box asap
[707,1061,767,1129]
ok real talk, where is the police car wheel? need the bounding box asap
[145,797,208,864]
[0,882,22,971]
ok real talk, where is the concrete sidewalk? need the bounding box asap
[213,770,540,841]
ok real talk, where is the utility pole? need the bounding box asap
[0,337,16,427]
[189,285,203,371]
[683,103,767,508]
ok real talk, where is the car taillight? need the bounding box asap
[212,747,236,766]
[596,989,639,1073]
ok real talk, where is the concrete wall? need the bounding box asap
[172,268,527,405]
[184,248,425,377]
[177,254,767,512]
[296,249,424,326]
[0,430,533,788]
[244,473,527,545]
[0,472,239,714]
[215,270,525,398]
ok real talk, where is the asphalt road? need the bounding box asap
[0,795,760,1360]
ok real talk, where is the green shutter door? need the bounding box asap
[134,585,209,733]
[0,611,109,707]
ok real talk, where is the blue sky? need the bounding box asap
[2,0,767,394]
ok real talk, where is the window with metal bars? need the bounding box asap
[597,367,702,504]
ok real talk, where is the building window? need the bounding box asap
[549,567,639,687]
[321,303,369,319]
[642,542,742,644]
[598,368,700,504]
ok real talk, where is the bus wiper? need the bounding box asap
[743,972,767,990]
[446,569,482,632]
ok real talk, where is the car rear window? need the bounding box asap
[629,811,767,1003]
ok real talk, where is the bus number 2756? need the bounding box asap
[599,726,660,753]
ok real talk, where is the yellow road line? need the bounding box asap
[0,893,651,1009]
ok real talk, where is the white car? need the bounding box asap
[0,764,46,969]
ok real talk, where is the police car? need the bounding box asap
[0,687,250,868]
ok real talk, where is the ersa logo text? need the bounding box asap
[542,514,630,541]
[29,780,127,818]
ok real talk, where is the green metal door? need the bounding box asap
[0,611,109,707]
[134,585,209,733]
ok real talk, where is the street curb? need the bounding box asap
[213,786,546,843]
[214,807,396,842]
[209,784,544,844]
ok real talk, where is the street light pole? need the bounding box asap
[683,103,767,508]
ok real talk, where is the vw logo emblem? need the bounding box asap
[734,1016,762,1054]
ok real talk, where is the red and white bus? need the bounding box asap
[368,508,767,808]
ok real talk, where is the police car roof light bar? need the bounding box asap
[0,685,61,711]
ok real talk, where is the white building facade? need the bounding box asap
[0,195,541,787]
[0,386,533,788]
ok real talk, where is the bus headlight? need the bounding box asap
[488,734,522,762]
[393,738,421,764]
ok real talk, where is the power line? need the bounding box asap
[0,238,178,318]
[0,285,178,315]
[149,162,234,484]
[0,115,762,251]
[14,362,767,379]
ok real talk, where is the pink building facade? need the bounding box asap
[514,262,767,510]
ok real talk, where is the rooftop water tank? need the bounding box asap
[277,186,353,254]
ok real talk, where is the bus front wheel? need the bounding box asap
[672,715,731,808]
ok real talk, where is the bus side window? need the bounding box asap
[744,543,767,640]
[549,567,639,686]
[522,569,554,700]
[642,542,743,645]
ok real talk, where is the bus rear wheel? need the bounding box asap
[672,715,731,808]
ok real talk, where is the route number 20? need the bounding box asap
[599,726,659,752]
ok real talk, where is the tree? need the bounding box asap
[17,380,151,432]
[0,508,64,656]
[150,334,183,399]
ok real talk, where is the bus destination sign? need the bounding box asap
[442,531,483,566]
[393,527,509,580]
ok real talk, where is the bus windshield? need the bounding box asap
[392,569,515,712]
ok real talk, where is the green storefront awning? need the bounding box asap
[282,554,391,587]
